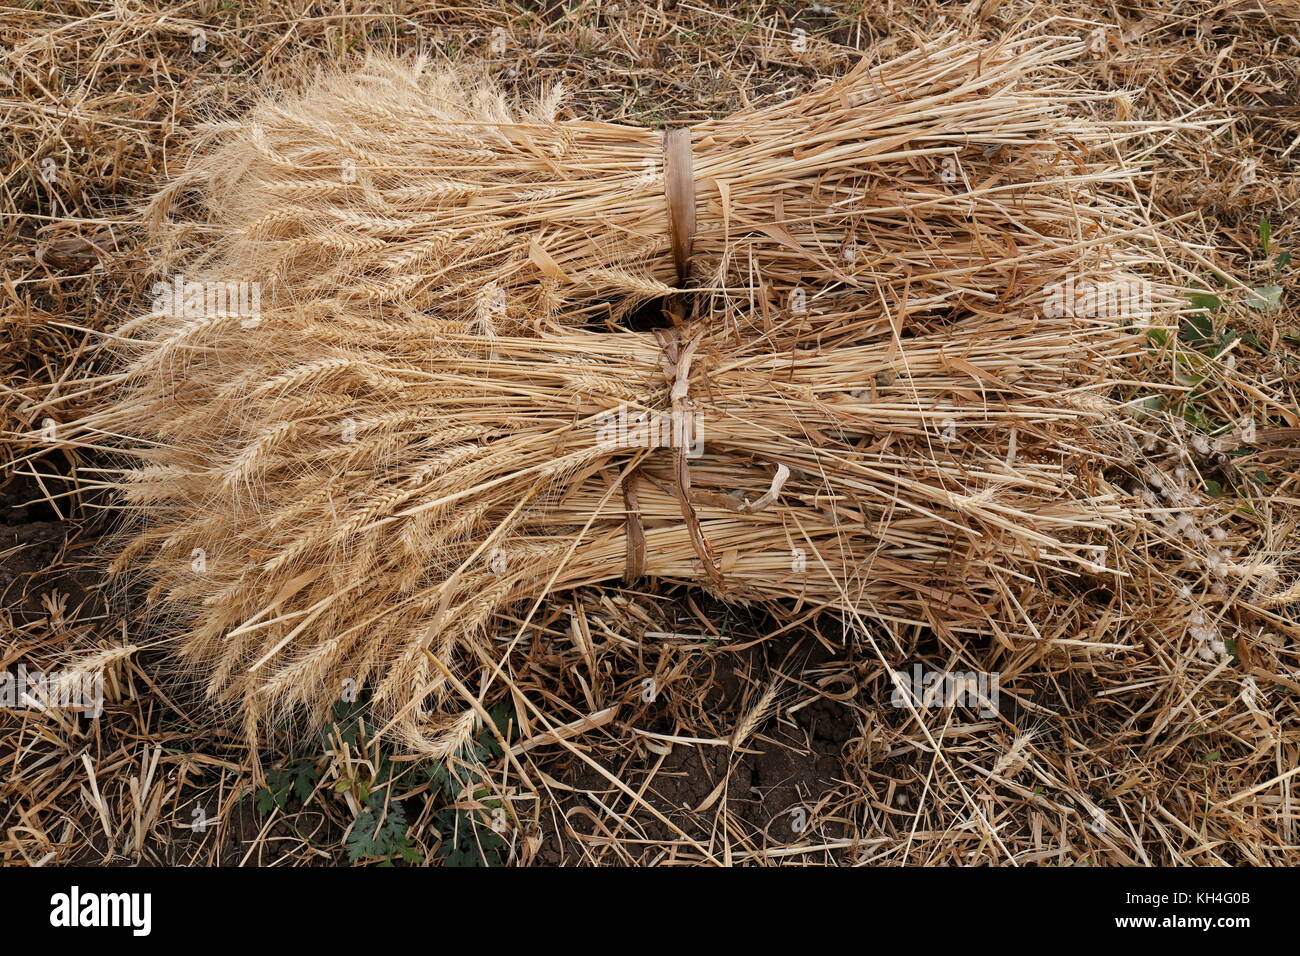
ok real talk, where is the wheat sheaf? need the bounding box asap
[76,34,1185,755]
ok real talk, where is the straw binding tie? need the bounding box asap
[621,128,722,587]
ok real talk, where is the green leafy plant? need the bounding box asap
[253,696,514,865]
[347,800,421,865]
[1247,216,1286,311]
[431,807,506,867]
[425,702,513,867]
[1182,219,1289,349]
[255,758,320,815]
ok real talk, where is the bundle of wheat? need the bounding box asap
[152,32,1174,335]
[74,33,1188,754]
[84,299,1145,753]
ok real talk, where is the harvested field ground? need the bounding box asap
[1,0,1298,870]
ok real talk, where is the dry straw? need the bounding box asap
[72,33,1191,755]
